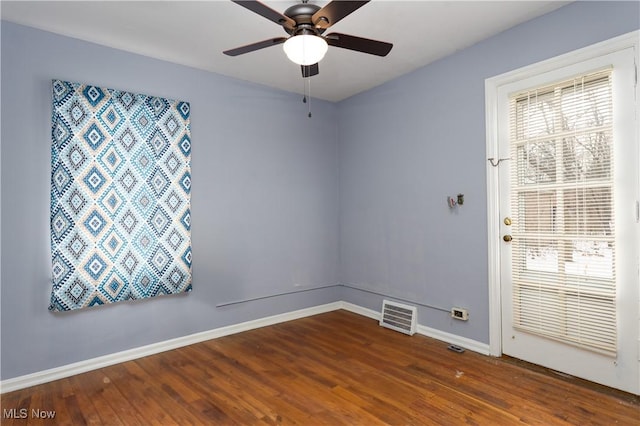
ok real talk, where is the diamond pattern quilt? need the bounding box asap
[49,80,192,311]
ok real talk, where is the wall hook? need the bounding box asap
[488,157,510,167]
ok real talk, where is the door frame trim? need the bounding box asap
[484,30,639,358]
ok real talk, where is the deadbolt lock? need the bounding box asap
[503,235,513,242]
[504,217,512,226]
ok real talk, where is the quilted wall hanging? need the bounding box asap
[49,80,192,311]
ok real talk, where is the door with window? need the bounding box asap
[496,46,638,394]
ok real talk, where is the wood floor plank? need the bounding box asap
[72,373,125,426]
[2,310,638,425]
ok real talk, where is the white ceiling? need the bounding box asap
[1,1,569,102]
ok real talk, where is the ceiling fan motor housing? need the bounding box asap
[284,3,326,36]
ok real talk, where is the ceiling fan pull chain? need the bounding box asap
[302,70,308,105]
[307,77,312,118]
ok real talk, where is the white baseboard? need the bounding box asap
[417,324,491,355]
[0,301,342,394]
[340,301,380,320]
[0,300,489,393]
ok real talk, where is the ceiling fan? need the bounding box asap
[223,0,393,78]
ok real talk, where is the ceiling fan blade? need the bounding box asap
[312,1,369,29]
[301,63,319,78]
[326,33,392,57]
[223,37,287,56]
[232,1,295,29]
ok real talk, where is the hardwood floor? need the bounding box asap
[2,310,638,425]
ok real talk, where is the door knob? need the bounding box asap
[503,235,513,242]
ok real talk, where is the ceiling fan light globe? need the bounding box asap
[283,35,328,66]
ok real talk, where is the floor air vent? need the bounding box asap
[379,300,417,335]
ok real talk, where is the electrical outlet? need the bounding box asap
[451,307,469,321]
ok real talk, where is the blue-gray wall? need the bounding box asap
[1,21,340,380]
[337,1,640,343]
[2,1,639,381]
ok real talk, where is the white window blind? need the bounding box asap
[508,69,616,355]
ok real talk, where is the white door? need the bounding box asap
[494,45,639,394]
